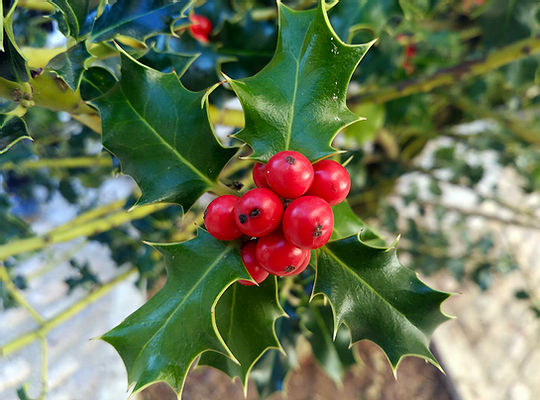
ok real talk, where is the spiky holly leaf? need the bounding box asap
[314,235,452,371]
[0,1,28,82]
[94,51,236,208]
[198,277,286,392]
[49,0,97,39]
[228,0,374,161]
[331,201,384,245]
[101,230,251,397]
[301,302,356,385]
[46,42,91,90]
[90,0,191,43]
[0,115,31,154]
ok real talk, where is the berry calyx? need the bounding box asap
[234,188,283,237]
[256,230,309,276]
[282,196,334,249]
[204,195,243,240]
[265,150,314,199]
[238,240,269,286]
[282,251,310,277]
[189,14,212,43]
[306,159,351,206]
[252,162,270,188]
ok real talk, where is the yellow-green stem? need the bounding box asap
[0,265,45,324]
[0,156,112,171]
[351,36,540,105]
[0,267,137,356]
[0,203,169,260]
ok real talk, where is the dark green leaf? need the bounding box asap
[46,42,91,90]
[314,236,451,371]
[198,277,286,391]
[94,52,236,208]
[329,0,400,43]
[229,0,374,161]
[0,1,29,82]
[49,0,98,39]
[137,47,198,78]
[101,230,251,397]
[80,66,118,101]
[91,0,191,43]
[0,114,31,154]
[301,302,356,385]
[331,201,384,245]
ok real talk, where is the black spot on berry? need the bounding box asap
[249,208,260,217]
[284,265,295,273]
[285,155,296,165]
[313,224,323,237]
[239,214,247,224]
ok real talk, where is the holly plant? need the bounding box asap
[0,0,466,398]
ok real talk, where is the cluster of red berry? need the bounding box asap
[204,151,351,286]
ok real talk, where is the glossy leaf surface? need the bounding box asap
[101,230,250,396]
[331,201,384,245]
[0,1,28,82]
[0,115,31,154]
[49,0,97,39]
[94,52,236,208]
[229,0,373,161]
[198,278,286,391]
[91,0,191,42]
[46,42,91,90]
[314,235,451,370]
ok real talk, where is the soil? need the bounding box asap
[139,341,455,400]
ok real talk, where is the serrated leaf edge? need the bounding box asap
[198,275,288,397]
[310,233,454,377]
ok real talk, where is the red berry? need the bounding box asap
[204,195,242,240]
[282,196,334,249]
[238,240,269,286]
[256,230,309,276]
[282,251,310,277]
[252,162,270,188]
[265,151,314,199]
[234,188,283,237]
[189,14,212,42]
[306,159,351,206]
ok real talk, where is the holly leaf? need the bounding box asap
[331,201,384,245]
[198,277,286,392]
[313,235,452,371]
[0,1,29,82]
[0,114,32,154]
[90,0,191,43]
[80,66,118,101]
[101,230,251,397]
[94,51,236,208]
[137,47,198,78]
[301,302,356,385]
[329,0,401,43]
[46,42,91,90]
[228,0,374,161]
[49,0,98,39]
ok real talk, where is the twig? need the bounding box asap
[350,36,540,105]
[0,267,137,356]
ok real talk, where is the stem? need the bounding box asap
[448,94,540,145]
[0,267,137,356]
[0,203,169,260]
[350,36,540,105]
[16,0,54,12]
[0,265,45,324]
[39,334,48,400]
[0,156,112,171]
[419,200,540,231]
